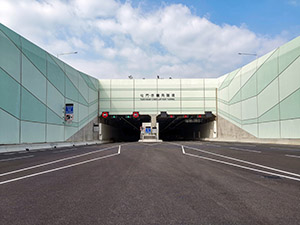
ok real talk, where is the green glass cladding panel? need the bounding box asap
[47,108,63,125]
[241,73,257,101]
[0,23,21,48]
[21,37,46,75]
[278,36,300,74]
[0,109,20,144]
[0,68,20,118]
[280,88,300,120]
[80,72,97,91]
[47,55,65,95]
[0,30,21,82]
[257,49,279,94]
[21,87,46,123]
[22,55,47,103]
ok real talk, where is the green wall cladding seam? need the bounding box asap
[0,23,99,144]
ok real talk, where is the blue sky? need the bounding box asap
[126,0,300,36]
[0,0,299,79]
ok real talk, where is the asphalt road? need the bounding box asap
[0,141,300,225]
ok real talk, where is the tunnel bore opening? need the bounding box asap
[100,112,216,142]
[158,112,216,141]
[100,115,151,142]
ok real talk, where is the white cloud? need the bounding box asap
[0,0,290,79]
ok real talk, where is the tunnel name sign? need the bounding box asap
[140,93,175,101]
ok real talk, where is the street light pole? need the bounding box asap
[238,52,257,59]
[57,51,78,58]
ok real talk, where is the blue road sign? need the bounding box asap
[145,127,151,134]
[66,104,74,114]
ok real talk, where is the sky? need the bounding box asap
[0,0,300,79]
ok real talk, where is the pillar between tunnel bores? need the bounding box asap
[139,114,162,142]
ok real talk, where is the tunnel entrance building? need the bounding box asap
[98,79,218,142]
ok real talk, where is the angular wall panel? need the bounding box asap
[0,31,21,82]
[21,121,46,143]
[22,55,46,103]
[0,68,20,118]
[0,109,19,144]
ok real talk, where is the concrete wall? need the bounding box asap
[99,123,120,142]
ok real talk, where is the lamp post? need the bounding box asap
[57,51,78,58]
[238,52,257,59]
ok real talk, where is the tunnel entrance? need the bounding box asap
[100,112,216,142]
[158,112,216,141]
[100,115,150,142]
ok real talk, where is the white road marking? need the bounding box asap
[181,147,300,182]
[0,145,121,177]
[270,147,300,151]
[0,155,34,162]
[170,143,300,178]
[118,145,121,154]
[181,146,185,154]
[0,151,120,185]
[3,153,16,156]
[285,154,300,159]
[229,147,261,153]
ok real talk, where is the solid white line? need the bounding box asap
[229,147,261,153]
[0,145,120,177]
[118,145,121,154]
[285,154,300,159]
[181,146,185,154]
[169,142,300,178]
[0,155,34,162]
[0,152,120,185]
[183,152,300,182]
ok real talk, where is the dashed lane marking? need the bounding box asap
[285,154,300,159]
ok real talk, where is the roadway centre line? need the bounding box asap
[0,144,123,177]
[181,146,300,182]
[168,142,300,178]
[0,155,34,162]
[0,146,121,185]
[229,147,261,153]
[285,154,300,159]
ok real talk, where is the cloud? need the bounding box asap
[0,0,289,79]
